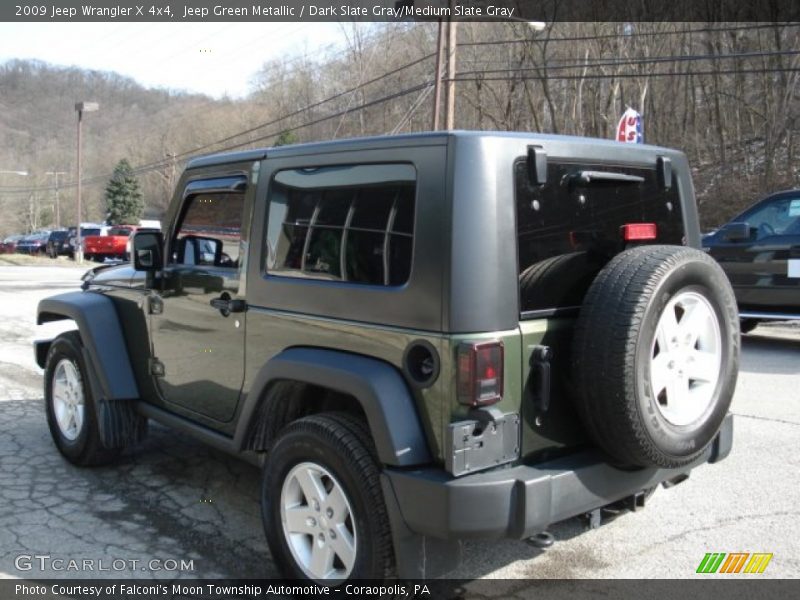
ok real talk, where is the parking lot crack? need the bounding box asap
[732,412,800,427]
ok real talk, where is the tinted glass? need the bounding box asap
[266,164,415,286]
[738,196,800,239]
[516,160,684,312]
[108,227,133,236]
[172,192,244,268]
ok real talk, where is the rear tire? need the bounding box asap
[44,332,122,466]
[572,245,739,468]
[261,413,394,583]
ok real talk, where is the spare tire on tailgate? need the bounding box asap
[571,245,739,468]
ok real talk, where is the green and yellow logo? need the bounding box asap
[696,552,773,574]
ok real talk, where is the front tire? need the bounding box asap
[261,413,394,582]
[44,332,121,466]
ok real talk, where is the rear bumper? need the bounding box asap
[385,413,733,540]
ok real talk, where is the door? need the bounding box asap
[709,194,800,310]
[150,177,248,422]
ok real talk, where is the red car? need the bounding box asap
[0,235,23,254]
[83,226,137,262]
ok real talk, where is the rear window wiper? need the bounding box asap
[573,170,645,185]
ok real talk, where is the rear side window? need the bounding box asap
[516,160,684,314]
[265,164,415,286]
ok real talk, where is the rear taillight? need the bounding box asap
[457,341,504,407]
[621,222,657,241]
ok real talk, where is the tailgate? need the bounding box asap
[514,156,687,461]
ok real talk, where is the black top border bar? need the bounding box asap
[4,0,800,22]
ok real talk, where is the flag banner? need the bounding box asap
[617,108,643,143]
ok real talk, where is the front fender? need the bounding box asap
[37,291,139,401]
[235,347,432,467]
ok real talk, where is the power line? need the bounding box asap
[455,66,800,82]
[459,22,800,48]
[127,51,435,166]
[0,51,435,195]
[457,49,800,76]
[4,24,798,197]
[0,77,434,195]
[171,81,432,154]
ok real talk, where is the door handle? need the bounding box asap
[210,295,247,316]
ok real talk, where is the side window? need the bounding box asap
[171,192,244,268]
[265,164,415,286]
[741,197,800,239]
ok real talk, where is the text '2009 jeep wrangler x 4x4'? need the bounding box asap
[35,131,738,582]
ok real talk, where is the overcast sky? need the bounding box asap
[0,22,349,98]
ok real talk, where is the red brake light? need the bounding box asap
[457,341,504,407]
[621,222,657,241]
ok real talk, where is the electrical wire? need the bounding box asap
[459,22,800,48]
[454,66,800,82]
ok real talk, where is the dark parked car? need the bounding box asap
[703,189,800,331]
[16,231,50,254]
[67,226,103,257]
[45,229,72,258]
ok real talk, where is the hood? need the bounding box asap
[81,262,137,288]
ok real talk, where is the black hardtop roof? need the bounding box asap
[186,130,683,170]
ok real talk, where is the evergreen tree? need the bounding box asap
[105,159,143,225]
[274,130,298,147]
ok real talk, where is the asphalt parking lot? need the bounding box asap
[0,264,798,583]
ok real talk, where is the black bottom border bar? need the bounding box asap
[3,579,798,600]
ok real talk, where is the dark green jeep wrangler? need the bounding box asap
[35,131,738,582]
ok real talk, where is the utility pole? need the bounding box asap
[75,101,98,263]
[444,0,458,130]
[45,171,67,228]
[431,18,446,130]
[431,6,457,131]
[435,14,547,131]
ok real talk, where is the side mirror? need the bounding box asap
[721,222,751,242]
[132,230,163,271]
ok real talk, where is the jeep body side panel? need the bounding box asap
[445,135,520,333]
[238,142,452,460]
[37,291,139,400]
[235,347,431,466]
[237,309,449,459]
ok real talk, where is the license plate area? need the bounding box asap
[446,412,520,477]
